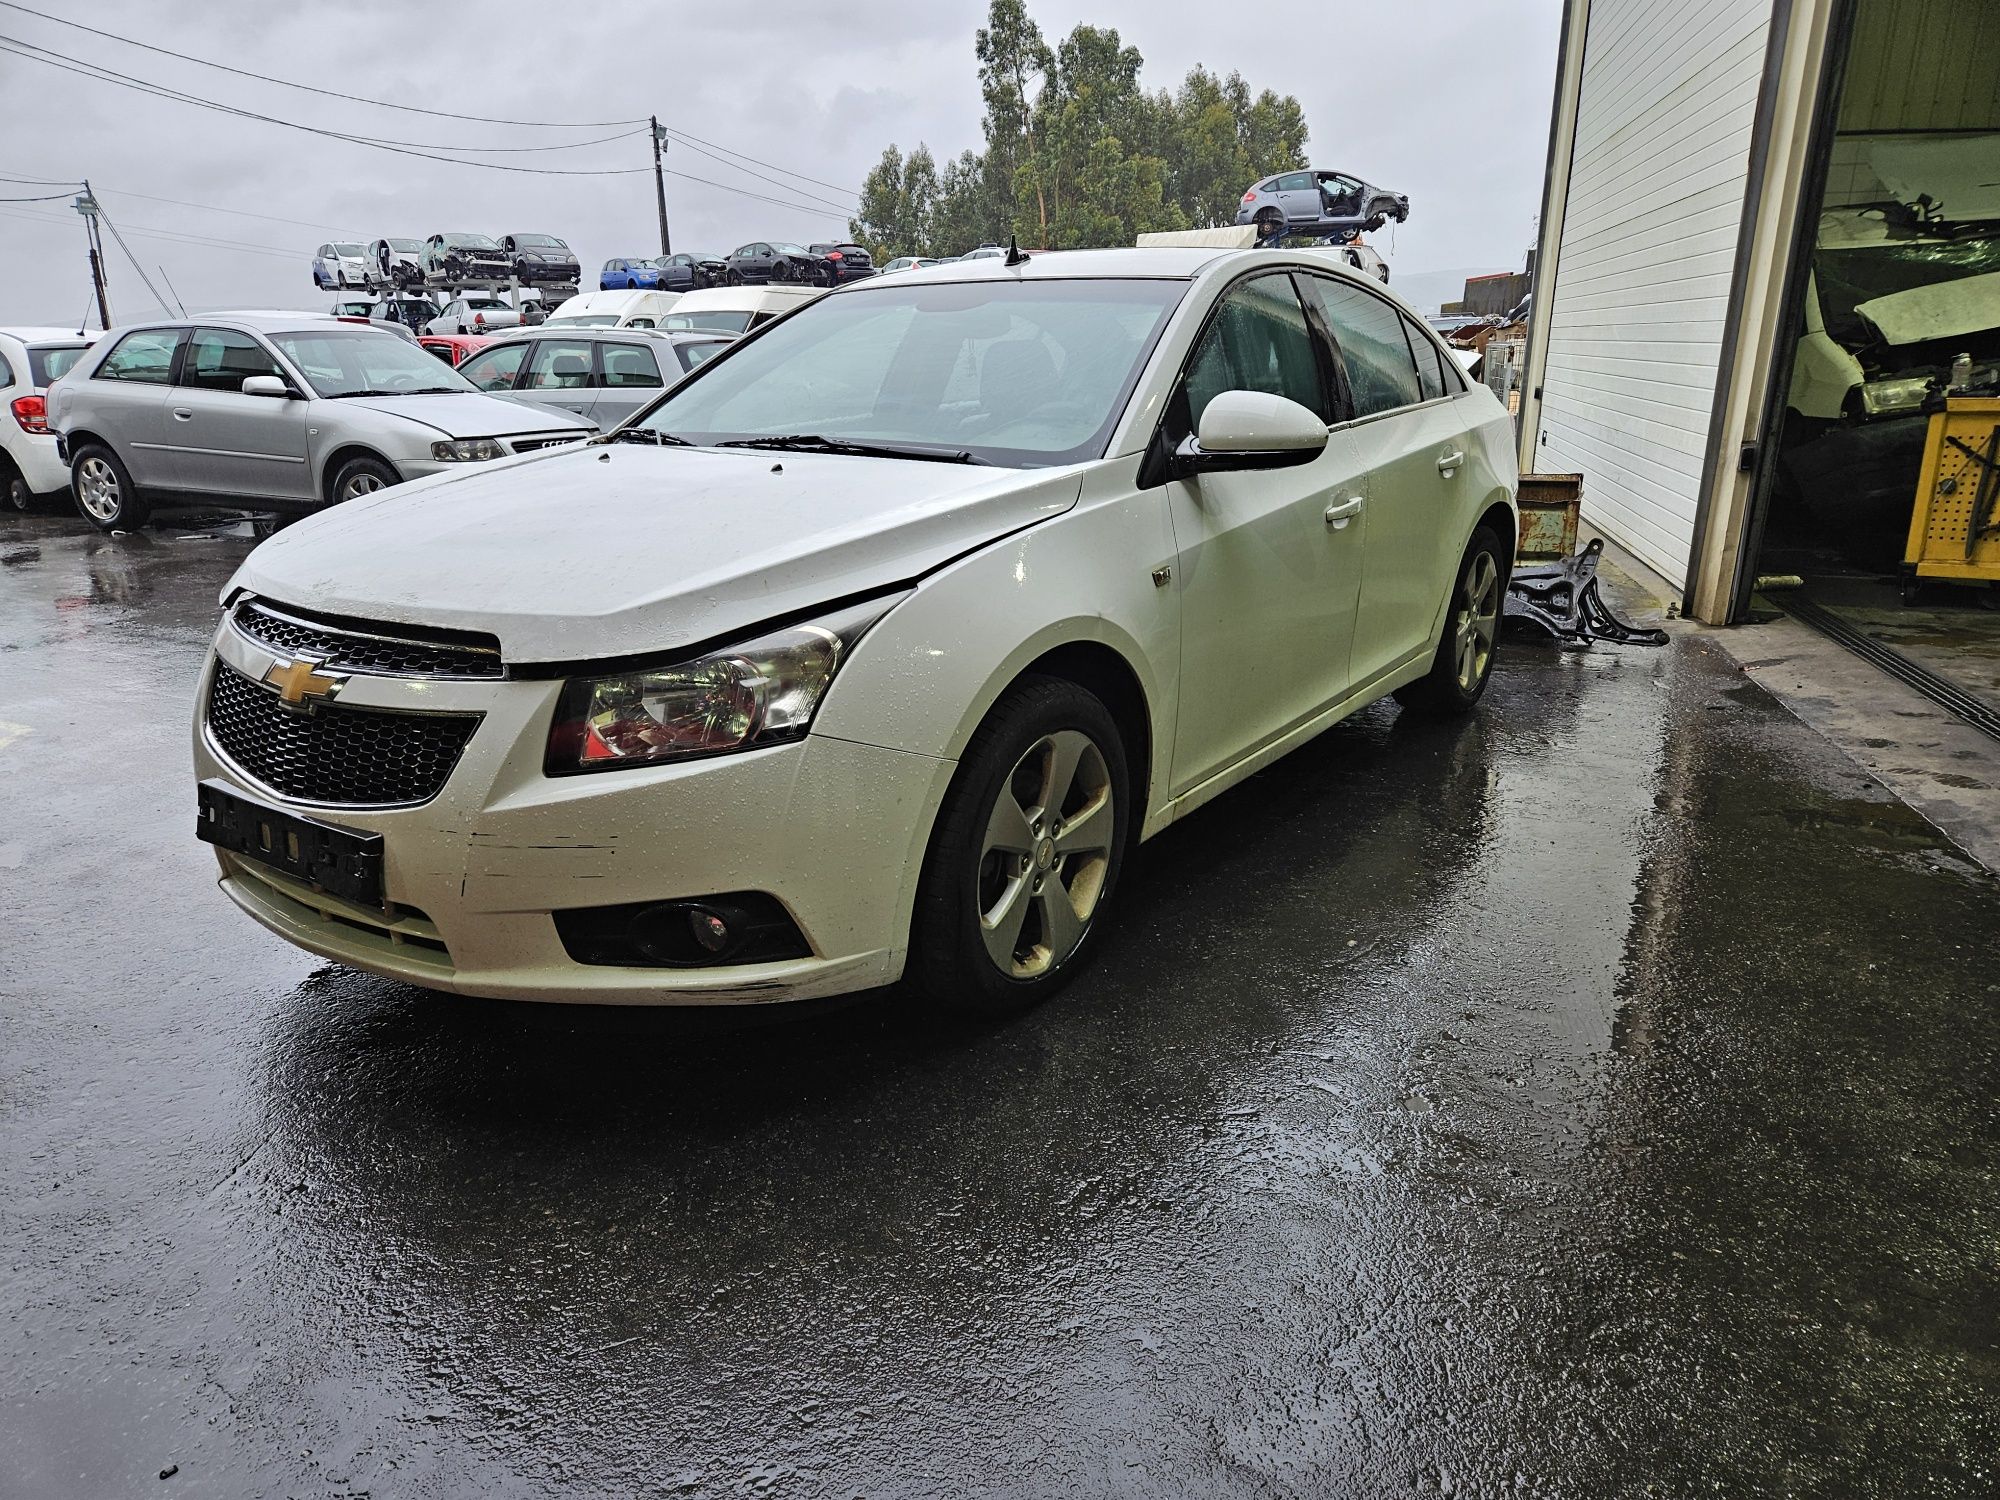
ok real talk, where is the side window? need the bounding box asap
[1401,315,1446,402]
[1179,274,1330,437]
[180,327,282,393]
[459,343,527,391]
[679,341,726,371]
[1307,278,1420,417]
[522,339,595,389]
[0,350,14,388]
[626,317,655,329]
[600,343,663,388]
[1275,172,1314,192]
[95,329,184,385]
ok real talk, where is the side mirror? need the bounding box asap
[1175,390,1328,477]
[241,375,293,399]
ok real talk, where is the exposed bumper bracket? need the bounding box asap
[1503,539,1670,648]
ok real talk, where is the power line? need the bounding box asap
[0,189,74,201]
[0,0,647,128]
[0,37,652,161]
[0,4,862,210]
[94,203,174,319]
[659,131,858,215]
[0,206,305,262]
[2,165,370,234]
[0,39,652,176]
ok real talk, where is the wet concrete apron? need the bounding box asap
[2,514,1995,1498]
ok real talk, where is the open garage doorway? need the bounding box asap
[1744,0,2000,721]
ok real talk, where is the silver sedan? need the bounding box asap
[47,313,593,530]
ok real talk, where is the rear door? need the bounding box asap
[1302,274,1464,688]
[81,327,185,486]
[514,336,599,422]
[165,326,311,500]
[1163,271,1368,795]
[1272,172,1320,225]
[592,339,665,425]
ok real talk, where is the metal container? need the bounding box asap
[1516,472,1583,561]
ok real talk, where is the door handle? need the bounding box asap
[1324,496,1364,529]
[172,408,193,421]
[1437,450,1464,475]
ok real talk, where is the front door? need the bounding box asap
[1271,172,1320,225]
[1164,272,1368,796]
[1302,275,1463,687]
[165,326,312,500]
[86,327,186,487]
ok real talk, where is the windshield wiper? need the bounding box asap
[718,434,988,465]
[595,427,693,447]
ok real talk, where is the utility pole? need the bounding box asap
[650,117,672,257]
[75,181,111,330]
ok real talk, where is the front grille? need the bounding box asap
[207,662,481,807]
[508,434,585,454]
[231,598,502,679]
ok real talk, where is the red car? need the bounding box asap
[418,334,494,367]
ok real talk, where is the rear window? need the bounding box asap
[29,345,89,386]
[542,315,619,327]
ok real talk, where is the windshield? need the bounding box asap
[515,234,566,249]
[773,243,808,255]
[268,329,477,397]
[1815,220,2000,350]
[631,278,1185,467]
[445,234,499,249]
[388,239,421,252]
[28,345,88,385]
[332,243,365,257]
[542,314,619,327]
[659,310,753,333]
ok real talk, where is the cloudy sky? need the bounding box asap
[0,0,1560,325]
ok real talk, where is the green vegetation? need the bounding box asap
[850,0,1309,258]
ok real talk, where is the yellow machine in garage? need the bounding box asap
[1903,396,2000,602]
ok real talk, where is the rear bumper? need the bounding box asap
[11,434,69,494]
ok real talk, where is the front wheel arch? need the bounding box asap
[319,445,401,504]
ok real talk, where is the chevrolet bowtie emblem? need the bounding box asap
[262,654,344,711]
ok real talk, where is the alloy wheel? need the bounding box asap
[339,471,388,501]
[1454,551,1500,692]
[975,729,1115,978]
[76,456,121,522]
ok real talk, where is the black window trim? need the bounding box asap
[1297,270,1461,427]
[1138,266,1342,490]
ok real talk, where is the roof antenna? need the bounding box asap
[1004,234,1030,268]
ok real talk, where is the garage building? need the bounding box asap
[1520,0,2000,721]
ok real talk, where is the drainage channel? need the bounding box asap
[1777,594,2000,743]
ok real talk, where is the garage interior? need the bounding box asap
[1744,0,2000,721]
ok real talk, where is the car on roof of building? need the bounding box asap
[188,245,1516,1015]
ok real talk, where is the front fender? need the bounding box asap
[813,457,1181,839]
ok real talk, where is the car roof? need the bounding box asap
[140,311,407,338]
[482,326,731,346]
[0,326,100,344]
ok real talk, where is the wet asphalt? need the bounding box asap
[1,509,1996,1499]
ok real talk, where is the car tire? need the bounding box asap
[906,675,1131,1016]
[1395,525,1506,715]
[70,443,150,531]
[328,454,400,505]
[1254,207,1284,242]
[725,268,743,286]
[6,470,37,514]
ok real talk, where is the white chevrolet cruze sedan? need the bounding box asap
[193,247,1516,1014]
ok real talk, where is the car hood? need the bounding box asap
[330,392,591,439]
[223,445,1085,662]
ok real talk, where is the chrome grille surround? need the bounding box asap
[205,660,482,809]
[229,597,502,680]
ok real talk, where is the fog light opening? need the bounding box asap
[689,905,732,955]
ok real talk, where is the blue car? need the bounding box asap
[599,257,663,291]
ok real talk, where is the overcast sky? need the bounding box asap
[0,0,1559,326]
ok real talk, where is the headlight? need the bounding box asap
[431,438,506,462]
[543,594,906,775]
[1857,374,1933,418]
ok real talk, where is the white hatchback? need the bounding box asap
[192,248,1516,1013]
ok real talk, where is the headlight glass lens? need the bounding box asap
[1857,374,1933,417]
[545,595,905,774]
[431,438,505,462]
